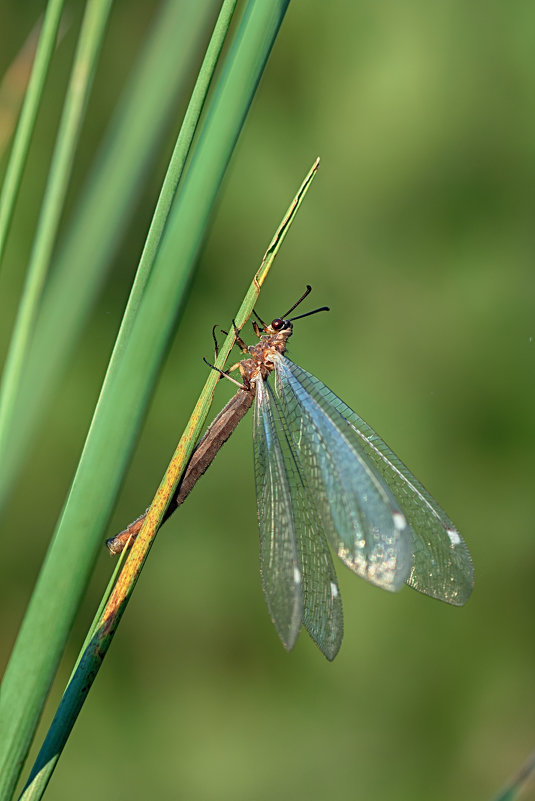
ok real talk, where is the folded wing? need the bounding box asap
[274,357,473,606]
[254,375,344,659]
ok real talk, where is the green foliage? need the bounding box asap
[0,0,291,796]
[1,1,534,800]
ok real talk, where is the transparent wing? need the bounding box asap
[273,356,412,593]
[275,357,473,605]
[254,377,344,659]
[253,377,302,651]
[266,381,344,661]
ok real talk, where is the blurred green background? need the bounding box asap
[1,1,534,799]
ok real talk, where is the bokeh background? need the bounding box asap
[1,1,534,799]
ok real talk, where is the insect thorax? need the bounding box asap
[240,326,293,387]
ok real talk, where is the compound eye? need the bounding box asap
[271,318,285,331]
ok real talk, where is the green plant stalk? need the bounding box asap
[21,158,319,798]
[106,0,240,321]
[0,2,291,797]
[0,0,113,482]
[0,0,65,267]
[0,0,219,512]
[491,749,535,801]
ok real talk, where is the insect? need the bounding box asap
[107,287,473,660]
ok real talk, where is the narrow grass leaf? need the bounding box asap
[21,158,318,798]
[0,1,217,512]
[0,0,65,267]
[0,1,291,796]
[491,750,535,801]
[0,0,114,496]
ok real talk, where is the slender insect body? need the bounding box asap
[109,289,473,660]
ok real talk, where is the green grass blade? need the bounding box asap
[0,1,291,797]
[0,0,113,496]
[0,0,218,512]
[0,0,65,268]
[20,158,319,799]
[491,750,535,801]
[101,0,239,322]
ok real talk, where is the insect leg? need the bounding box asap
[202,357,247,389]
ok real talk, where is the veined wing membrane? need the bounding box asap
[253,377,302,651]
[273,356,412,593]
[276,357,473,605]
[254,376,344,660]
[266,381,344,660]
